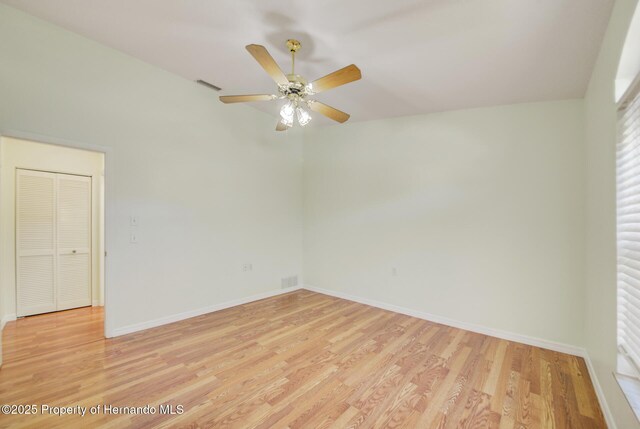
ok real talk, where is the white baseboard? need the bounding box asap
[1,284,616,425]
[303,285,618,426]
[1,313,17,368]
[111,287,301,337]
[583,353,616,429]
[1,313,16,330]
[303,285,584,356]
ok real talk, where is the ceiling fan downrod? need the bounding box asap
[286,39,301,76]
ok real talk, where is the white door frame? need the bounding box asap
[1,130,115,338]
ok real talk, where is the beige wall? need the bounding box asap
[584,0,640,427]
[303,100,586,347]
[1,1,639,425]
[0,137,105,320]
[0,4,304,337]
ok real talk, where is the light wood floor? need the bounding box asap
[2,306,104,364]
[0,290,606,428]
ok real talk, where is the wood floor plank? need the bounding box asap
[0,290,607,428]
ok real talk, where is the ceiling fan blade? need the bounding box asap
[246,44,289,86]
[219,94,275,104]
[276,120,290,131]
[308,64,361,94]
[309,101,351,123]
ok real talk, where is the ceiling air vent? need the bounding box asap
[196,80,222,91]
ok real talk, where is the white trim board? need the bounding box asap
[583,353,617,429]
[110,287,302,337]
[303,285,616,427]
[1,313,16,331]
[304,285,584,356]
[2,284,615,426]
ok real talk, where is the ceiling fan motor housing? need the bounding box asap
[282,74,308,98]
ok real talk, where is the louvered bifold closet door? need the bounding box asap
[16,170,57,317]
[617,82,640,369]
[56,173,92,311]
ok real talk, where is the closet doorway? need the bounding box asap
[0,136,107,366]
[16,169,93,316]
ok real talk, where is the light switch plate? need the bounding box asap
[130,232,138,244]
[130,216,139,226]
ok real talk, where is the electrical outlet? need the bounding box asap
[242,263,252,272]
[130,232,138,244]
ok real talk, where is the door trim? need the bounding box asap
[1,130,113,339]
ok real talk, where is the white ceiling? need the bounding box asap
[2,0,614,126]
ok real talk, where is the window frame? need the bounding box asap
[617,69,640,380]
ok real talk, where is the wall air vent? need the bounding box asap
[196,80,222,91]
[281,276,298,289]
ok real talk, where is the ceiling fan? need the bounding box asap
[219,39,361,131]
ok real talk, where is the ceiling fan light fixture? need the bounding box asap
[281,116,293,127]
[296,106,312,126]
[219,39,361,131]
[280,101,295,124]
